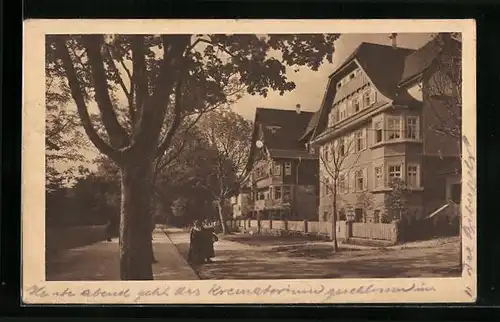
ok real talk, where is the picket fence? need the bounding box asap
[228,219,399,244]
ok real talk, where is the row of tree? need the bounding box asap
[46,108,253,228]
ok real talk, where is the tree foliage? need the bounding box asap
[197,110,253,233]
[425,32,462,141]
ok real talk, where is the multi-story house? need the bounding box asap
[308,34,461,223]
[244,106,319,220]
[230,179,253,219]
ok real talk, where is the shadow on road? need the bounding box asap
[173,237,461,280]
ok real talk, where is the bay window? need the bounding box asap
[274,186,282,200]
[374,121,383,144]
[355,128,366,152]
[387,117,402,140]
[355,169,364,191]
[406,116,420,139]
[388,165,402,182]
[407,164,419,187]
[374,166,383,188]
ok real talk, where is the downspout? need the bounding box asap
[294,157,302,219]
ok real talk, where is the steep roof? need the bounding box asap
[256,107,314,149]
[299,109,321,141]
[309,42,417,141]
[340,42,415,103]
[399,34,462,87]
[246,108,315,170]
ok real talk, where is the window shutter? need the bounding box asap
[351,172,356,193]
[363,168,368,190]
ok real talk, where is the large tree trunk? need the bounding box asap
[119,159,155,280]
[331,181,339,252]
[217,199,230,234]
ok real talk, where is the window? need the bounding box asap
[258,192,265,200]
[322,145,328,162]
[353,95,361,113]
[284,162,292,176]
[373,210,381,223]
[274,186,282,200]
[338,137,345,156]
[407,164,419,187]
[388,165,402,181]
[339,102,347,120]
[326,178,332,195]
[374,166,383,188]
[355,129,366,152]
[363,89,371,107]
[322,177,328,196]
[283,186,291,202]
[374,121,383,144]
[355,208,364,223]
[273,162,281,176]
[346,100,353,116]
[355,170,364,191]
[387,117,401,140]
[339,174,348,194]
[406,116,420,139]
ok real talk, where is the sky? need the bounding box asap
[232,33,435,120]
[54,33,435,174]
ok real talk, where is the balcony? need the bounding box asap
[255,175,283,189]
[254,199,290,211]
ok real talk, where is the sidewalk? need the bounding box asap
[46,231,199,281]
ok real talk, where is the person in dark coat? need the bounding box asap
[188,220,205,265]
[202,224,218,263]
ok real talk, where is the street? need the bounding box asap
[46,231,198,281]
[46,228,460,281]
[167,230,461,280]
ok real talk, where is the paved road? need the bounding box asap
[46,231,198,281]
[167,229,461,280]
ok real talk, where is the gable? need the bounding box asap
[310,43,419,141]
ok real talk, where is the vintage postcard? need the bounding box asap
[22,19,476,304]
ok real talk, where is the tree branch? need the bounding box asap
[55,37,121,162]
[82,35,130,149]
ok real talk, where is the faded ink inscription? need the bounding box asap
[26,283,436,302]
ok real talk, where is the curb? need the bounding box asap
[162,229,202,280]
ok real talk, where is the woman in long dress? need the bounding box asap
[188,220,205,264]
[202,223,218,263]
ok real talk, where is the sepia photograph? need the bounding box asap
[22,19,476,304]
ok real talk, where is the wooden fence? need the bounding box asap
[228,219,400,245]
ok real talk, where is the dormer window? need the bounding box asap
[266,125,282,134]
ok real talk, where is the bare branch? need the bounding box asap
[82,35,130,149]
[54,36,121,162]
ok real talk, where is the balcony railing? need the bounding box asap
[254,199,289,210]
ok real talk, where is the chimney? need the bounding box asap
[390,33,398,49]
[296,104,301,114]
